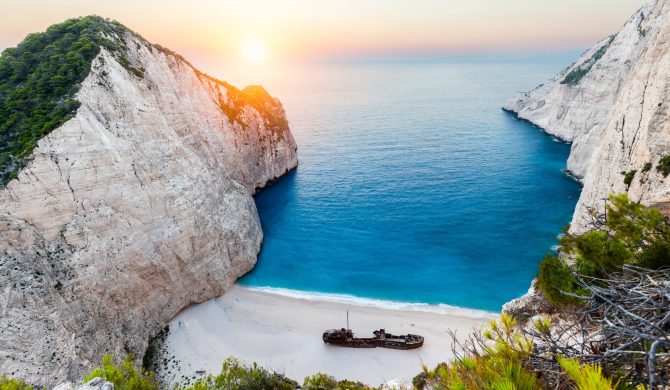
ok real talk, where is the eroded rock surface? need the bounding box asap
[504,0,670,233]
[0,23,297,387]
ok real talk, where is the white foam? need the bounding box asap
[238,285,498,319]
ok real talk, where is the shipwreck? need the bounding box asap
[322,312,424,349]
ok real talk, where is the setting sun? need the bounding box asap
[242,39,268,66]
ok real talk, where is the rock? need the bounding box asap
[54,377,114,390]
[53,382,74,390]
[0,20,297,387]
[504,0,670,233]
[502,279,554,322]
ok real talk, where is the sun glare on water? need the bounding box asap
[243,39,268,66]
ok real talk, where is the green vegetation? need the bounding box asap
[182,358,297,390]
[420,314,539,390]
[656,155,670,177]
[561,36,614,86]
[4,286,665,389]
[84,355,156,390]
[537,194,670,305]
[621,169,636,188]
[532,194,669,386]
[638,12,647,38]
[4,194,666,389]
[558,357,616,390]
[73,355,371,390]
[417,314,618,390]
[0,376,32,390]
[0,14,284,187]
[642,162,652,173]
[150,42,289,135]
[215,83,289,133]
[537,253,585,305]
[0,16,142,186]
[302,373,371,390]
[181,360,370,390]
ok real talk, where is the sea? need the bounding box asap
[231,54,582,312]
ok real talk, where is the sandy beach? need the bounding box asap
[157,285,497,386]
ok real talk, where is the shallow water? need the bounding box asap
[238,57,582,311]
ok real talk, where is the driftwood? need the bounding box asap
[434,266,669,389]
[527,265,670,388]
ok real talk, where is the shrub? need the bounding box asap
[331,380,370,390]
[642,162,652,173]
[561,36,614,86]
[84,354,157,390]
[537,254,584,306]
[422,314,540,390]
[302,373,338,390]
[0,16,139,186]
[302,373,371,390]
[0,376,32,390]
[181,357,297,390]
[558,356,615,390]
[657,155,670,177]
[621,170,636,187]
[637,239,670,268]
[538,193,670,306]
[568,230,630,276]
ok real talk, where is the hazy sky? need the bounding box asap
[0,0,645,79]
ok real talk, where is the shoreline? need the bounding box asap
[238,285,498,319]
[156,285,497,386]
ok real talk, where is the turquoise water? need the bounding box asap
[238,56,582,311]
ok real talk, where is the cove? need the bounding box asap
[239,57,582,311]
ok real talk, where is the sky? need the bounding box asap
[0,0,645,82]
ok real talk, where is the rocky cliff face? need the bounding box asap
[0,19,297,387]
[504,0,670,233]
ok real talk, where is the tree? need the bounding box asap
[538,194,670,305]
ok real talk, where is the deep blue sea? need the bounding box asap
[237,55,582,312]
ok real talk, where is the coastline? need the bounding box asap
[501,107,572,145]
[156,285,496,386]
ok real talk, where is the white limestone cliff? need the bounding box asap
[0,27,297,387]
[504,0,670,233]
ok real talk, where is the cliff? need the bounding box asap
[0,17,297,387]
[504,0,670,233]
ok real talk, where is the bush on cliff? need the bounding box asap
[302,373,371,390]
[84,354,157,390]
[0,16,136,186]
[561,36,614,86]
[181,357,297,390]
[657,155,670,177]
[537,193,670,305]
[621,169,636,188]
[0,376,32,390]
[416,314,618,390]
[537,253,584,306]
[557,357,616,390]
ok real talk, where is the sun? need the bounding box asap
[242,39,268,66]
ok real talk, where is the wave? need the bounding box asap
[238,285,499,319]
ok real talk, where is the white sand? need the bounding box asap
[158,285,497,386]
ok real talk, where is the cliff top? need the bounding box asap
[0,16,289,187]
[0,16,141,185]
